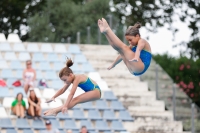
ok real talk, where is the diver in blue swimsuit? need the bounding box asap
[44,58,101,116]
[98,18,152,76]
[78,77,101,96]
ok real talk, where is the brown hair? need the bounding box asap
[29,90,38,103]
[59,58,73,78]
[16,93,23,100]
[125,22,141,36]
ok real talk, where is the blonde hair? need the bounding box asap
[125,22,141,36]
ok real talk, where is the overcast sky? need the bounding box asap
[140,19,192,57]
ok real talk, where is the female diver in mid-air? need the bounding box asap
[98,18,152,76]
[43,58,101,116]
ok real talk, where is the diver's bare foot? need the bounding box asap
[43,107,61,116]
[98,18,110,34]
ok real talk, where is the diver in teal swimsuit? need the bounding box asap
[78,77,101,96]
[44,58,101,116]
[98,18,152,76]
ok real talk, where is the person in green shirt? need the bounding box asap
[11,93,26,118]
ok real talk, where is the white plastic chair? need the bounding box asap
[27,43,39,52]
[54,44,67,53]
[41,98,49,109]
[88,72,102,82]
[58,89,70,100]
[7,33,22,43]
[13,43,26,52]
[4,52,17,60]
[0,43,12,51]
[0,107,8,118]
[3,97,15,108]
[33,88,42,98]
[49,99,63,108]
[0,33,7,42]
[96,80,110,91]
[23,98,29,109]
[68,45,81,54]
[18,52,31,61]
[66,84,84,98]
[42,88,55,99]
[73,87,85,98]
[0,60,8,69]
[41,44,53,53]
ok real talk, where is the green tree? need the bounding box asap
[112,0,200,59]
[27,0,110,43]
[0,0,46,41]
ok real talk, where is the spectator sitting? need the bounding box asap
[80,126,89,133]
[67,130,72,133]
[27,89,42,119]
[11,93,26,118]
[42,120,60,133]
[23,60,36,94]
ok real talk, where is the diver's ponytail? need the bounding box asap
[133,22,141,29]
[59,58,74,78]
[66,58,73,68]
[125,22,141,36]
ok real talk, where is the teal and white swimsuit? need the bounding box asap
[78,77,101,97]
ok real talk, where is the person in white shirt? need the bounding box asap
[23,60,36,94]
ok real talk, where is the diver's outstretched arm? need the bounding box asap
[129,39,145,62]
[108,55,122,70]
[46,84,70,103]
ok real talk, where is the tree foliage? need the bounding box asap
[153,53,200,106]
[2,0,200,56]
[27,0,110,43]
[112,0,200,59]
[0,0,46,41]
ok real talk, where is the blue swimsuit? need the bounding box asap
[78,77,101,96]
[131,46,152,76]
